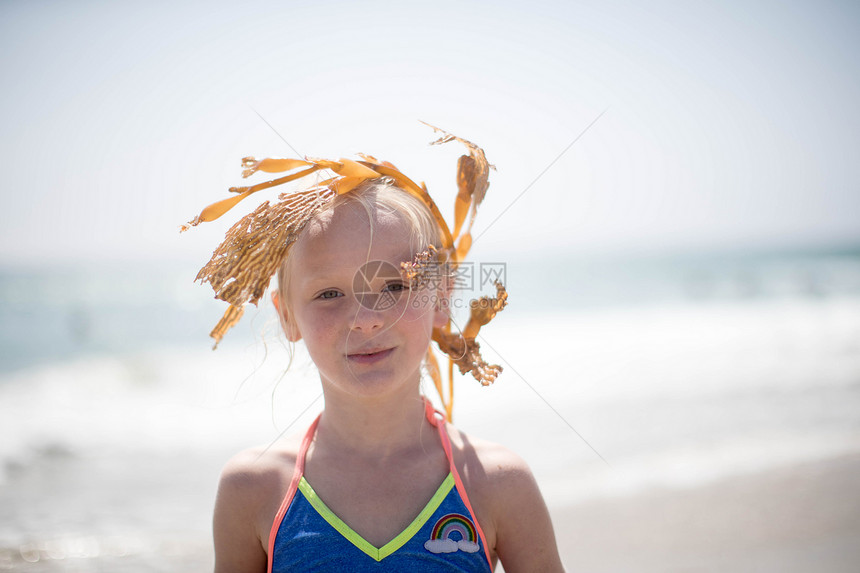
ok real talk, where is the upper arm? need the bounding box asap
[488,453,565,573]
[212,457,271,573]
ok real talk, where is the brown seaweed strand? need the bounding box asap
[431,329,502,387]
[400,245,448,290]
[209,305,244,349]
[196,186,335,345]
[461,281,508,339]
[421,122,495,239]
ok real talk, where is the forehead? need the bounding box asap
[290,202,415,276]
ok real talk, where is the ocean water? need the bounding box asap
[2,249,860,570]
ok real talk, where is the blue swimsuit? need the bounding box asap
[267,400,494,572]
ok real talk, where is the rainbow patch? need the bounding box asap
[424,513,480,554]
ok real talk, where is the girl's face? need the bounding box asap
[282,202,447,399]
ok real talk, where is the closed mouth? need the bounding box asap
[348,347,392,356]
[347,347,395,363]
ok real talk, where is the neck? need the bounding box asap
[315,385,433,460]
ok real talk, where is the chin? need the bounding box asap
[321,368,422,399]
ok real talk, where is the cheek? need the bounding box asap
[300,317,344,368]
[300,307,339,339]
[405,286,437,310]
[399,294,438,334]
[409,288,446,320]
[289,302,331,344]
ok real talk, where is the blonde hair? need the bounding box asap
[274,178,442,334]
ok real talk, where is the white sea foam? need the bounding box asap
[444,297,860,501]
[0,342,322,483]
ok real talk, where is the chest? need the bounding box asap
[303,452,450,547]
[271,470,493,572]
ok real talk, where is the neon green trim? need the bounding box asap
[298,473,454,562]
[380,473,454,559]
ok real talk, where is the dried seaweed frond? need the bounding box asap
[400,245,453,290]
[196,186,335,347]
[210,304,244,347]
[429,282,508,387]
[432,330,502,387]
[241,157,313,178]
[462,282,508,339]
[421,121,496,243]
[183,164,323,230]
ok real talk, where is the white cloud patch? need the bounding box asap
[424,539,458,553]
[424,538,481,554]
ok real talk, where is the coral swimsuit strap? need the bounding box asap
[266,398,492,571]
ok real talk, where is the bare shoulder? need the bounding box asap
[213,438,300,573]
[447,426,530,477]
[446,425,566,573]
[218,442,298,499]
[444,425,540,504]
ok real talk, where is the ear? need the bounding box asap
[271,290,302,342]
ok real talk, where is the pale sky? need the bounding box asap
[1,0,858,265]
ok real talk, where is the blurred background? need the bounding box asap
[1,0,859,571]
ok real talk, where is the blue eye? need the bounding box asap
[384,282,408,293]
[318,290,342,300]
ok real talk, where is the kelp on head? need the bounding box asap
[183,124,506,421]
[194,186,336,346]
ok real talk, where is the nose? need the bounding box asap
[350,294,386,331]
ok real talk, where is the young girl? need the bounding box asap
[186,130,565,572]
